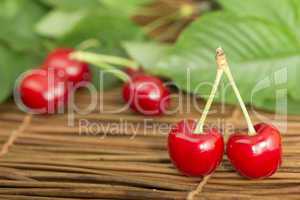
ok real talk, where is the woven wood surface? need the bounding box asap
[0,88,299,200]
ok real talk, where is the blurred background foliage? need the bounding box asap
[0,0,209,100]
[1,0,300,114]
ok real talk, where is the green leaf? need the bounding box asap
[57,9,147,90]
[59,9,146,54]
[39,0,101,10]
[218,0,300,42]
[0,0,20,18]
[0,0,46,51]
[0,45,40,102]
[101,0,153,16]
[36,9,86,38]
[151,0,300,114]
[123,42,172,70]
[0,0,46,103]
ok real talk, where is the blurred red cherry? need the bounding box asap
[122,74,170,115]
[43,48,91,85]
[18,69,68,113]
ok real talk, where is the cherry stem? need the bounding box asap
[224,67,256,135]
[194,52,225,134]
[70,51,139,70]
[72,52,130,82]
[76,38,101,51]
[95,62,130,82]
[218,48,256,136]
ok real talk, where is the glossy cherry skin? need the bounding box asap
[168,120,224,176]
[43,48,91,85]
[18,69,69,114]
[227,123,282,179]
[122,75,170,115]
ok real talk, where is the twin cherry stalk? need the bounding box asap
[168,48,282,179]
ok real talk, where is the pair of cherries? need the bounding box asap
[19,48,91,113]
[19,48,170,115]
[71,51,170,116]
[168,120,282,179]
[168,48,282,179]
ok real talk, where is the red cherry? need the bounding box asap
[18,69,68,113]
[168,120,224,176]
[43,48,91,84]
[227,123,282,179]
[122,75,170,115]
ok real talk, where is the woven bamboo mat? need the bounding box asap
[0,88,300,200]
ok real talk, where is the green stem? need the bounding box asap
[76,39,101,51]
[217,48,256,136]
[194,69,224,133]
[224,67,256,136]
[95,62,130,82]
[70,51,139,69]
[72,54,129,82]
[101,67,130,82]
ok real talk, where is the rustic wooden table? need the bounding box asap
[0,88,299,200]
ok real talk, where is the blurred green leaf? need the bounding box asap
[0,0,154,102]
[59,9,146,55]
[148,0,300,114]
[57,8,147,89]
[123,42,171,70]
[0,0,20,18]
[36,9,86,38]
[0,0,46,103]
[0,45,40,102]
[39,0,101,10]
[0,0,46,51]
[101,0,153,16]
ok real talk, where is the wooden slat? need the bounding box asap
[0,88,299,200]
